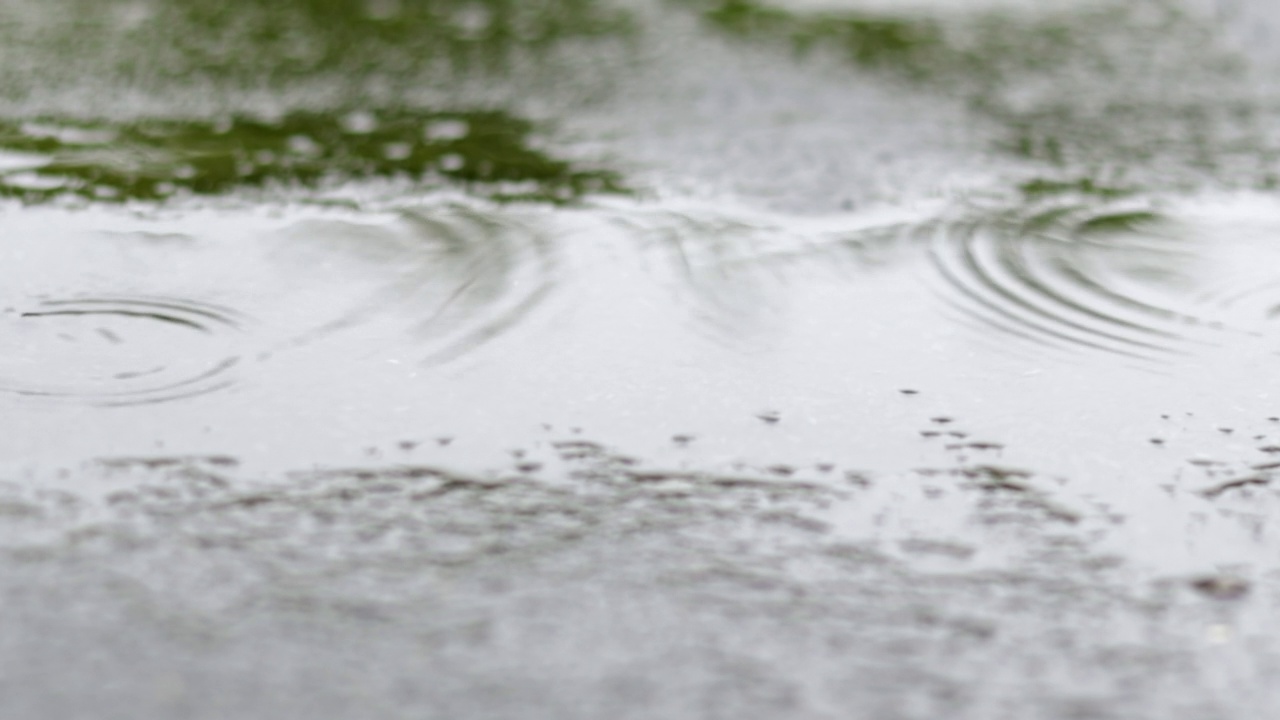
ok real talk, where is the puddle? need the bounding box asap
[0,201,567,406]
[5,191,1280,511]
[4,0,1280,718]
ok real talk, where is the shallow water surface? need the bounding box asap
[6,0,1280,718]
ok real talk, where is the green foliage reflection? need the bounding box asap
[1,0,633,85]
[703,0,1266,193]
[703,0,1094,86]
[0,110,624,203]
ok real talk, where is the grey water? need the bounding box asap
[5,0,1280,718]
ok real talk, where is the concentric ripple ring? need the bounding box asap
[924,204,1227,364]
[0,295,248,405]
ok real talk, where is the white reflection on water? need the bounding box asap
[1,193,1280,578]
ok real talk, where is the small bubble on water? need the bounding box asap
[451,3,493,38]
[341,111,378,135]
[287,135,322,156]
[364,0,402,20]
[383,142,413,161]
[424,119,469,142]
[1205,624,1233,645]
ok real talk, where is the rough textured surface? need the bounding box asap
[4,0,1280,718]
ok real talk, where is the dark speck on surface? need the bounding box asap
[1190,575,1251,601]
[1200,476,1271,498]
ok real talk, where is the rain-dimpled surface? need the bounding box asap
[8,0,1280,718]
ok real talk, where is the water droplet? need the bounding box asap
[341,111,378,135]
[383,142,412,161]
[424,119,469,142]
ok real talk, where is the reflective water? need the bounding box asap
[6,0,1280,718]
[0,111,622,202]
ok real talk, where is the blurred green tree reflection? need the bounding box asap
[0,0,633,86]
[131,0,631,80]
[0,110,623,203]
[702,0,1270,194]
[0,0,634,202]
[704,0,1113,90]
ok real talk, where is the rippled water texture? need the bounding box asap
[1,296,245,405]
[928,203,1228,363]
[0,202,564,404]
[8,0,1280,718]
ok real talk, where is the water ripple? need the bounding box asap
[625,197,1280,366]
[924,203,1235,363]
[0,202,561,406]
[0,295,246,405]
[266,204,560,364]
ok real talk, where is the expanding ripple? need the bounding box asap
[612,200,924,346]
[925,202,1240,364]
[632,195,1280,366]
[268,204,562,364]
[0,201,560,406]
[0,295,246,405]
